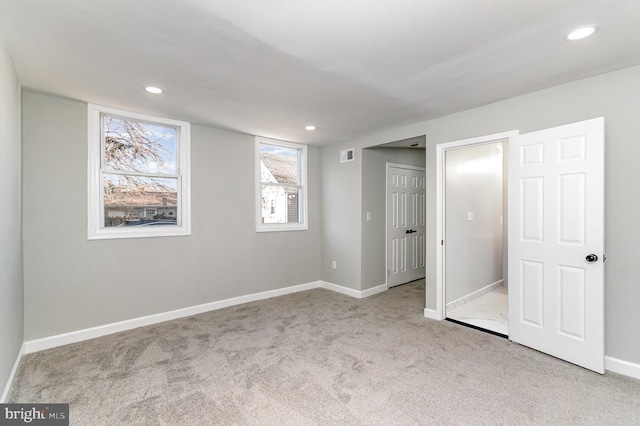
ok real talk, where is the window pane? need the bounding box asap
[103,174,178,227]
[260,144,299,184]
[261,185,300,224]
[104,115,177,175]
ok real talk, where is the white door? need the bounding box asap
[508,117,604,373]
[387,165,426,287]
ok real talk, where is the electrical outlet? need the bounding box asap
[332,261,337,269]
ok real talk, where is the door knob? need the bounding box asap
[585,254,598,263]
[405,229,416,234]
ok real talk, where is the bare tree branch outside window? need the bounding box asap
[102,115,179,226]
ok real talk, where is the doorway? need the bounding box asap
[434,119,604,373]
[361,139,426,291]
[443,141,507,336]
[434,130,517,334]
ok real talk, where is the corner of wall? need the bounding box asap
[0,38,25,404]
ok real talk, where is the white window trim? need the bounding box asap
[255,136,308,232]
[87,104,191,240]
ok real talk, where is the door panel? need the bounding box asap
[522,177,544,241]
[387,166,426,287]
[557,265,586,339]
[521,260,544,327]
[508,117,604,373]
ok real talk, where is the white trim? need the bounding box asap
[605,356,640,380]
[446,280,504,312]
[320,281,387,299]
[386,162,425,172]
[435,130,518,321]
[87,104,191,240]
[25,281,320,354]
[1,343,26,403]
[424,308,440,320]
[10,286,640,382]
[360,284,388,298]
[255,136,308,232]
[23,280,386,354]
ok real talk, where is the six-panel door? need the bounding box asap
[508,118,604,373]
[387,166,426,287]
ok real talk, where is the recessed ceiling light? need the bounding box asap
[145,86,163,94]
[305,125,316,131]
[565,26,597,41]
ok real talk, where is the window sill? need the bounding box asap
[256,223,308,233]
[88,226,191,240]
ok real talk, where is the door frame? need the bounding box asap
[386,162,426,288]
[433,130,518,320]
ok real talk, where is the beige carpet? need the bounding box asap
[9,280,640,425]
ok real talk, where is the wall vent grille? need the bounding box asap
[340,148,355,163]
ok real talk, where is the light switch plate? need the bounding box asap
[467,212,474,221]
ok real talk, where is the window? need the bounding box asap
[256,137,308,232]
[88,104,191,239]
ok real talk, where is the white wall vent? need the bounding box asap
[340,148,355,163]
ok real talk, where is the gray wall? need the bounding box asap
[320,64,640,364]
[319,120,430,290]
[0,41,23,397]
[22,91,322,340]
[445,142,503,303]
[361,147,425,290]
[320,146,362,289]
[13,62,640,371]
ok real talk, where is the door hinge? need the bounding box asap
[441,240,444,246]
[603,254,606,262]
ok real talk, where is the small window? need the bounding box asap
[88,104,191,239]
[256,137,308,232]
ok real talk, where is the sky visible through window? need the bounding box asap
[104,115,177,175]
[260,143,297,158]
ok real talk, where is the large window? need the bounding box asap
[88,104,191,239]
[256,137,308,232]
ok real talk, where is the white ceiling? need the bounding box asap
[1,0,639,146]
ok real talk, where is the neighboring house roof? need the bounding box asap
[261,153,298,184]
[104,188,177,208]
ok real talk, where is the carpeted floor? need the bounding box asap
[9,280,640,425]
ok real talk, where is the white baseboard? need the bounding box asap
[24,281,322,354]
[424,308,441,320]
[446,279,504,312]
[319,281,387,299]
[319,281,361,298]
[360,284,388,298]
[1,343,26,403]
[605,356,640,380]
[23,280,387,355]
[10,282,640,384]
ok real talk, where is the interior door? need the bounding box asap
[508,117,604,373]
[387,165,426,287]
